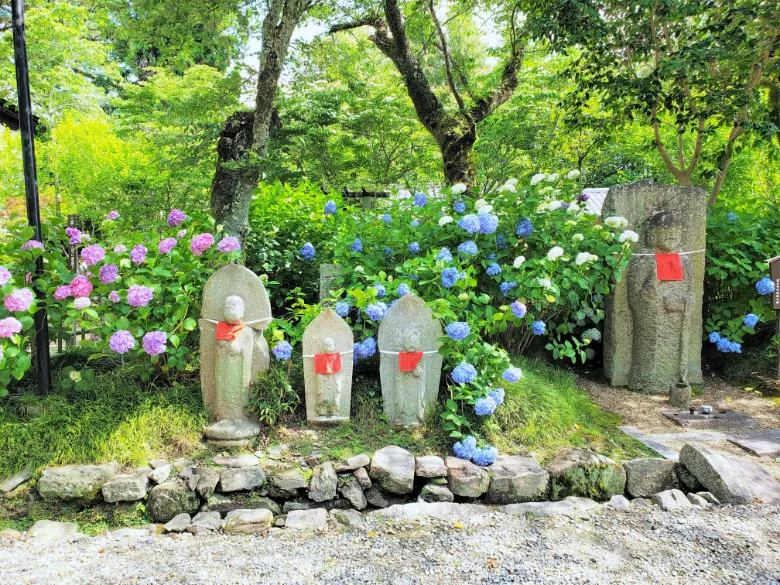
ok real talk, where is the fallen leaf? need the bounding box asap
[487,559,499,569]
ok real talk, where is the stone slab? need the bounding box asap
[727,432,780,458]
[501,497,601,517]
[619,426,679,461]
[726,456,780,505]
[0,469,33,493]
[662,410,759,432]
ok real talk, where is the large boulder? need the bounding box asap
[101,469,150,503]
[415,456,447,478]
[37,462,120,503]
[446,457,489,498]
[219,467,266,492]
[147,482,201,523]
[678,444,752,504]
[222,509,273,534]
[546,449,626,501]
[309,462,338,502]
[338,477,367,510]
[485,456,549,504]
[726,455,780,505]
[421,484,454,503]
[623,458,679,498]
[370,446,415,495]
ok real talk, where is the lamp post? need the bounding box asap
[11,0,51,395]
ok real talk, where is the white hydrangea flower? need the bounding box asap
[546,200,563,212]
[499,182,516,193]
[545,173,560,182]
[604,216,628,228]
[536,203,548,213]
[451,183,467,194]
[567,202,580,214]
[619,230,639,243]
[566,169,581,180]
[538,277,552,289]
[438,215,454,226]
[513,255,526,268]
[475,198,488,209]
[572,233,584,241]
[478,205,493,214]
[539,186,554,194]
[575,252,598,266]
[505,178,518,186]
[69,371,82,382]
[530,173,546,185]
[547,246,564,261]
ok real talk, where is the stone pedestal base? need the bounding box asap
[669,385,691,408]
[307,416,349,428]
[205,419,260,447]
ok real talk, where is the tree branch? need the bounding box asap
[428,0,466,114]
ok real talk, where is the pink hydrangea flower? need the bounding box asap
[80,244,106,266]
[106,210,120,221]
[218,236,241,253]
[158,238,177,255]
[0,317,23,338]
[4,288,34,312]
[142,331,167,356]
[54,285,72,300]
[70,275,93,298]
[21,240,44,251]
[0,267,10,286]
[168,209,186,227]
[109,290,121,303]
[127,284,153,307]
[114,244,128,254]
[0,345,3,360]
[130,245,147,264]
[88,333,101,342]
[99,264,119,285]
[190,233,214,256]
[25,272,32,284]
[73,297,92,310]
[109,330,135,354]
[176,229,187,239]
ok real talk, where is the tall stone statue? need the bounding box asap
[303,308,353,425]
[378,293,443,427]
[603,181,706,394]
[199,264,272,445]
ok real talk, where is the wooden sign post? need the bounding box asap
[769,256,780,380]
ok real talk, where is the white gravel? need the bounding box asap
[1,504,779,585]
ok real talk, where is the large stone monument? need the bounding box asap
[603,181,706,394]
[199,264,272,445]
[303,308,354,425]
[378,293,443,427]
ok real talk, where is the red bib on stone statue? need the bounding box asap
[655,253,683,281]
[314,353,341,374]
[215,321,245,341]
[398,352,424,372]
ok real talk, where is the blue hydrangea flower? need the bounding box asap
[350,238,363,253]
[756,277,775,296]
[458,241,478,256]
[727,212,737,222]
[715,337,731,352]
[472,445,498,466]
[413,192,428,207]
[532,320,546,335]
[510,301,527,319]
[324,200,337,215]
[445,321,470,341]
[487,254,496,260]
[561,203,570,209]
[300,242,316,260]
[502,366,522,383]
[382,213,392,224]
[516,218,534,238]
[355,337,377,359]
[373,283,386,298]
[272,341,293,361]
[478,213,499,235]
[500,282,517,296]
[743,313,759,328]
[453,200,466,213]
[730,341,742,353]
[410,219,420,228]
[409,242,420,254]
[383,247,393,258]
[335,301,351,317]
[441,267,459,288]
[489,388,505,405]
[453,435,477,460]
[474,396,497,416]
[486,262,502,276]
[708,331,721,343]
[458,214,481,233]
[452,362,477,384]
[397,283,410,296]
[365,302,388,321]
[437,247,453,263]
[496,235,507,249]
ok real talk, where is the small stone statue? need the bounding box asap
[378,293,443,427]
[303,308,353,425]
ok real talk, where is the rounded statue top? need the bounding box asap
[201,264,271,326]
[223,295,245,324]
[378,293,442,352]
[647,211,683,253]
[303,308,354,354]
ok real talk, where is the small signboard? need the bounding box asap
[769,255,780,310]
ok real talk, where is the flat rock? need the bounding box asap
[335,454,370,472]
[286,508,328,530]
[364,486,407,508]
[502,496,601,517]
[195,467,220,498]
[421,484,454,503]
[163,513,192,533]
[147,482,201,523]
[353,467,372,489]
[339,477,367,510]
[213,454,259,468]
[372,502,492,523]
[223,508,273,534]
[632,498,652,508]
[201,493,279,515]
[172,458,194,471]
[148,464,172,485]
[27,520,78,541]
[109,527,152,539]
[726,455,780,505]
[219,467,266,492]
[102,469,150,503]
[446,457,489,498]
[662,410,759,431]
[370,446,415,495]
[149,459,169,469]
[0,528,23,540]
[283,501,315,513]
[623,458,679,498]
[679,444,752,504]
[268,468,308,497]
[308,462,338,502]
[651,489,692,511]
[696,491,721,505]
[188,511,222,534]
[727,432,780,458]
[415,456,447,478]
[606,495,631,510]
[37,462,120,503]
[204,419,261,441]
[686,493,710,507]
[0,469,33,493]
[486,456,549,504]
[330,509,365,528]
[546,449,626,501]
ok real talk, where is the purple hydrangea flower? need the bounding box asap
[80,245,105,266]
[437,248,453,263]
[218,236,241,253]
[478,213,499,235]
[106,210,120,221]
[99,264,119,285]
[532,320,546,335]
[4,288,34,312]
[158,238,177,254]
[516,218,534,238]
[502,366,522,383]
[127,284,154,307]
[475,396,497,416]
[486,262,502,276]
[409,242,420,254]
[446,321,470,341]
[452,362,477,384]
[350,238,363,253]
[0,316,23,338]
[458,241,478,256]
[365,302,388,321]
[453,435,477,460]
[0,267,10,286]
[130,245,147,264]
[510,301,527,319]
[458,214,481,233]
[54,285,72,301]
[335,300,351,317]
[177,229,187,239]
[273,341,293,361]
[190,233,215,256]
[324,200,337,215]
[168,209,186,227]
[577,192,590,202]
[70,275,93,298]
[300,242,316,259]
[21,240,44,251]
[114,244,127,254]
[109,290,121,303]
[109,330,135,354]
[65,227,82,246]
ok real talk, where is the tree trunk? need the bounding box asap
[438,123,477,185]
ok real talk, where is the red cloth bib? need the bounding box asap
[655,253,683,281]
[215,321,245,341]
[314,353,342,374]
[398,352,424,372]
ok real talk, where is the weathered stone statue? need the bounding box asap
[603,181,706,394]
[199,264,272,444]
[303,308,353,425]
[378,293,443,427]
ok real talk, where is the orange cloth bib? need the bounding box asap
[215,321,245,341]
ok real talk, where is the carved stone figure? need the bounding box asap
[303,308,353,425]
[378,294,443,427]
[603,181,706,394]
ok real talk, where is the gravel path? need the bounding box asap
[2,504,779,585]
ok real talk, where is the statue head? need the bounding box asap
[322,336,336,352]
[647,211,683,253]
[402,330,421,352]
[223,295,245,324]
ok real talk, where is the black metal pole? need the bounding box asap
[11,0,51,395]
